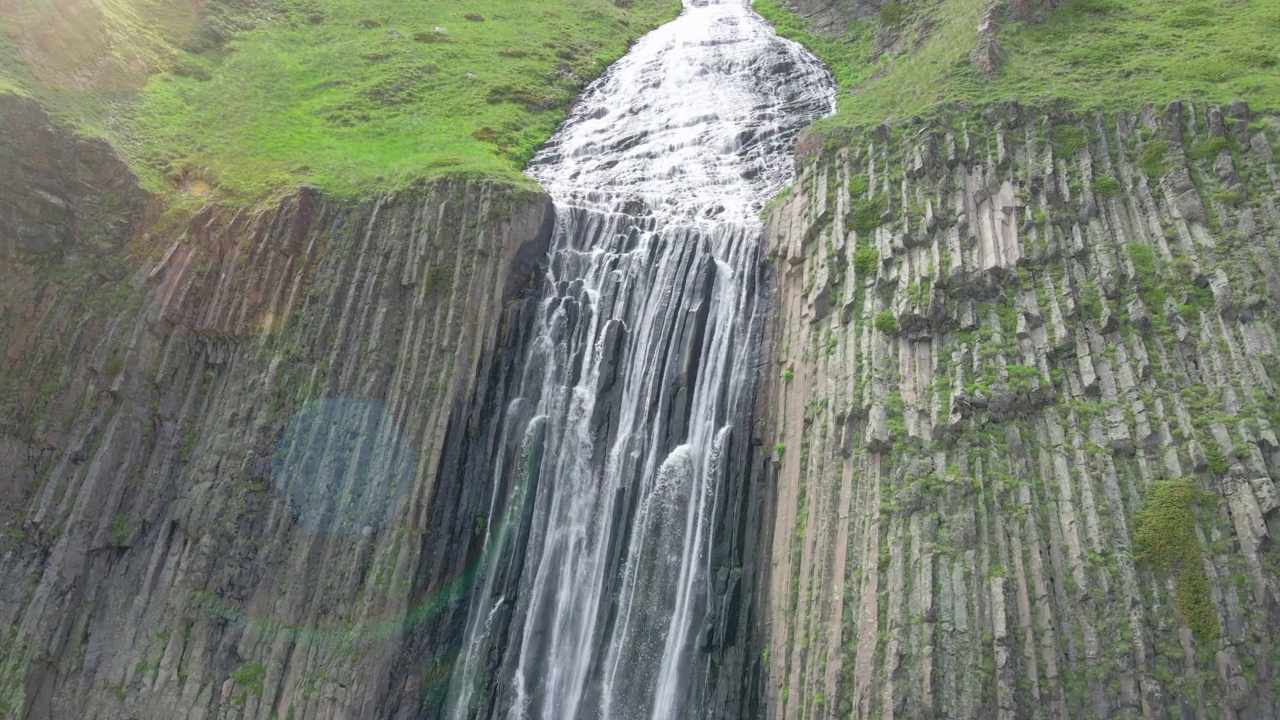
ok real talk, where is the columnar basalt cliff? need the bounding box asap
[0,102,557,717]
[759,101,1280,718]
[5,1,1280,716]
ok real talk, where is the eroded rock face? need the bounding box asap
[760,102,1280,719]
[0,93,146,259]
[0,163,554,717]
[776,0,873,32]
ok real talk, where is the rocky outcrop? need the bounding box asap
[0,142,555,717]
[773,0,873,32]
[971,3,1003,76]
[760,102,1280,718]
[1007,0,1059,22]
[0,93,147,259]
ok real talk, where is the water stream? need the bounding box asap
[446,2,835,717]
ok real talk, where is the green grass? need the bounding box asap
[1050,125,1087,157]
[754,0,1280,132]
[230,662,265,695]
[853,246,879,275]
[1091,174,1120,197]
[1132,479,1219,642]
[1,0,204,90]
[1140,140,1168,181]
[1127,241,1167,309]
[0,13,30,96]
[107,515,131,545]
[850,193,887,233]
[874,311,899,334]
[2,0,680,202]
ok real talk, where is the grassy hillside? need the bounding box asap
[0,0,680,202]
[755,0,1280,132]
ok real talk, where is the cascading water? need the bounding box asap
[445,2,835,717]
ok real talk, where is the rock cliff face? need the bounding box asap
[759,101,1280,718]
[6,42,1280,720]
[0,94,147,259]
[771,0,869,31]
[0,108,556,717]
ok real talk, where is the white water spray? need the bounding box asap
[448,2,835,717]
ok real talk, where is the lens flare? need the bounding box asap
[270,398,415,536]
[4,0,203,92]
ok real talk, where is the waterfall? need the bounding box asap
[446,2,835,717]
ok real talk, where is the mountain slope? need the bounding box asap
[0,0,680,203]
[756,0,1279,132]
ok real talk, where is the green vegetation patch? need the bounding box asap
[1050,125,1087,158]
[107,514,132,545]
[1091,174,1120,197]
[1077,281,1103,320]
[1191,136,1231,160]
[230,662,266,695]
[1127,241,1167,308]
[1132,479,1219,642]
[851,194,888,233]
[0,14,29,96]
[1140,140,1169,182]
[1,0,679,202]
[878,2,909,28]
[853,246,879,275]
[754,0,1280,131]
[873,311,899,334]
[1203,439,1229,475]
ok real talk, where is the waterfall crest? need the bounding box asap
[447,2,835,717]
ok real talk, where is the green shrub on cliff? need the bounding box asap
[230,662,265,695]
[107,515,131,546]
[851,194,888,233]
[1140,140,1169,182]
[1091,174,1120,197]
[1127,242,1168,309]
[1050,125,1087,157]
[853,246,879,276]
[1132,479,1219,642]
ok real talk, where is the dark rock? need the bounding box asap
[0,94,146,259]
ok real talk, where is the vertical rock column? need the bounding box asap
[0,179,554,720]
[761,102,1280,719]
